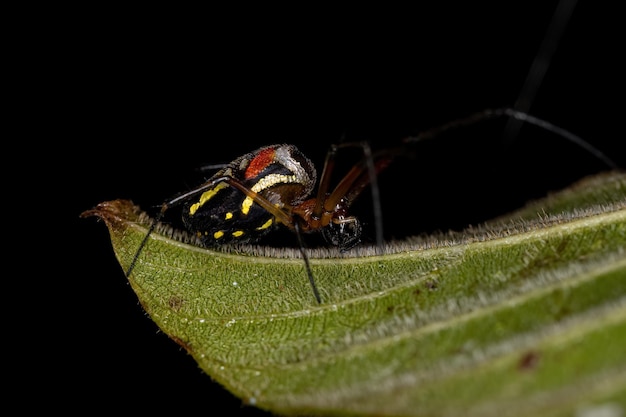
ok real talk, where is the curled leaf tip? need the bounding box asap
[80,199,143,226]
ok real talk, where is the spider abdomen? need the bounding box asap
[181,144,317,246]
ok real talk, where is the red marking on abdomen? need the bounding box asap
[245,147,276,179]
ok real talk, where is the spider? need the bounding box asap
[126,108,617,304]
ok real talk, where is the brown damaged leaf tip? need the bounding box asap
[80,199,143,227]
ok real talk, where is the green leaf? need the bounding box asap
[82,171,626,417]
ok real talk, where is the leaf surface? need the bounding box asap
[82,171,626,416]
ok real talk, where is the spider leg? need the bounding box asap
[405,107,618,170]
[311,143,339,219]
[323,143,399,213]
[293,222,321,304]
[196,163,228,173]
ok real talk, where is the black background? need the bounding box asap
[40,1,624,415]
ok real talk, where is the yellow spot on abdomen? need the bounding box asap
[213,231,224,239]
[232,230,244,237]
[189,182,229,215]
[256,218,273,230]
[225,212,233,220]
[241,196,254,215]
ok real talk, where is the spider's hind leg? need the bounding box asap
[404,107,618,170]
